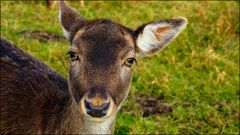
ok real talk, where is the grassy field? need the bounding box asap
[1,1,239,134]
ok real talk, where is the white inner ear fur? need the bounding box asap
[58,8,70,39]
[62,26,70,39]
[136,17,187,56]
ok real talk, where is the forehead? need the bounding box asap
[71,19,134,66]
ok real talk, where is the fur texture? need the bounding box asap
[0,1,187,134]
[0,37,116,134]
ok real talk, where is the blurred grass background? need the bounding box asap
[1,1,239,134]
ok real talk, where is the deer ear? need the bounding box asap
[135,17,187,57]
[59,0,86,39]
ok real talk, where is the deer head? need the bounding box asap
[59,1,187,121]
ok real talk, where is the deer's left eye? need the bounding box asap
[125,57,136,67]
[67,51,79,61]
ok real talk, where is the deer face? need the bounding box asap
[59,1,187,119]
[68,20,135,118]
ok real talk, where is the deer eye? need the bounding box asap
[67,51,79,61]
[125,57,136,67]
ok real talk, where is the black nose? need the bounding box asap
[84,100,110,117]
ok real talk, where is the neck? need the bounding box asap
[81,115,116,134]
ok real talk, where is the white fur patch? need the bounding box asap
[120,66,131,81]
[62,26,70,39]
[83,115,115,134]
[117,87,131,111]
[59,4,70,39]
[118,67,132,111]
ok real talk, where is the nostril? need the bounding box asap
[102,102,110,111]
[84,100,92,110]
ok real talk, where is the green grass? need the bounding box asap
[1,1,239,134]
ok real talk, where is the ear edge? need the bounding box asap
[168,17,188,29]
[135,17,187,36]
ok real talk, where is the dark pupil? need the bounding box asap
[128,58,134,64]
[70,53,75,58]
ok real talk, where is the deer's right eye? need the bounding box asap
[67,51,79,61]
[125,57,136,67]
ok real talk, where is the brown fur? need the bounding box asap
[0,1,187,134]
[0,37,85,134]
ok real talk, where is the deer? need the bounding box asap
[0,1,187,134]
